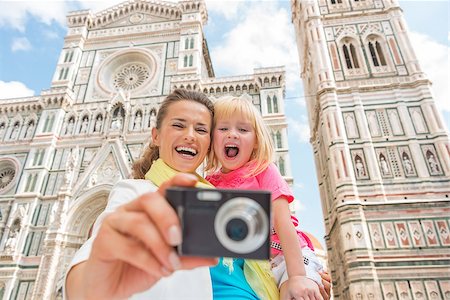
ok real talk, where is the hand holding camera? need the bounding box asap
[166,187,272,259]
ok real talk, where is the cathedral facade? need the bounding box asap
[0,1,292,298]
[291,0,450,299]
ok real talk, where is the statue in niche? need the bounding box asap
[149,110,157,128]
[0,123,5,139]
[412,110,426,133]
[355,156,366,178]
[4,227,19,253]
[367,112,380,136]
[10,123,19,139]
[379,155,390,175]
[94,115,103,132]
[427,152,440,173]
[26,121,35,138]
[133,112,142,130]
[345,114,357,138]
[80,117,89,134]
[66,118,74,135]
[402,153,414,175]
[111,108,124,130]
[64,146,79,186]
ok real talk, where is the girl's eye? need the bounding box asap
[218,127,228,131]
[239,128,249,132]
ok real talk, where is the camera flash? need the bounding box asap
[197,191,222,201]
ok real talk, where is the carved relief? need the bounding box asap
[368,222,385,249]
[365,110,381,137]
[410,281,426,300]
[395,222,411,248]
[421,220,439,247]
[408,220,426,248]
[436,220,450,246]
[409,106,429,134]
[343,112,359,138]
[387,108,404,135]
[381,222,398,248]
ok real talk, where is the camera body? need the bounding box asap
[166,187,271,259]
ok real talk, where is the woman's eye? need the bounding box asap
[196,128,208,133]
[172,123,184,128]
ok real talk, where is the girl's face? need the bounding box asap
[152,100,212,173]
[213,113,257,173]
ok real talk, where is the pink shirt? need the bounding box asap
[206,163,313,255]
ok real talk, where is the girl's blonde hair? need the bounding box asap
[206,95,274,177]
[132,89,214,179]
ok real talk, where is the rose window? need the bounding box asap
[0,166,15,192]
[113,64,150,91]
[97,49,158,94]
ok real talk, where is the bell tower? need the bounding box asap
[291,0,450,298]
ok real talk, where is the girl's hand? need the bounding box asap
[66,173,217,300]
[319,271,332,300]
[283,275,323,300]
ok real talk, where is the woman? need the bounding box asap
[65,89,331,299]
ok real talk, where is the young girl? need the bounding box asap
[206,95,324,300]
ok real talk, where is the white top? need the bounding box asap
[65,179,213,299]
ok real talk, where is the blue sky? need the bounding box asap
[0,0,449,246]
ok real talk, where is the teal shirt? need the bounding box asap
[210,258,259,299]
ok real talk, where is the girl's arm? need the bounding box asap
[273,197,323,300]
[272,197,305,277]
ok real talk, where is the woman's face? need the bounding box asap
[152,100,212,173]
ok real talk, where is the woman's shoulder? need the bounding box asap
[108,179,157,207]
[114,179,157,192]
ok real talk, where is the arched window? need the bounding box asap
[63,68,69,80]
[188,55,193,67]
[276,131,282,148]
[184,38,189,49]
[183,55,188,67]
[342,42,360,69]
[267,96,272,113]
[190,38,194,49]
[58,68,65,80]
[278,157,285,176]
[368,41,387,67]
[272,95,279,113]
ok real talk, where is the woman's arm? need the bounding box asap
[66,174,217,299]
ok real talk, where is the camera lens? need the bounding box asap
[215,197,269,254]
[226,218,248,241]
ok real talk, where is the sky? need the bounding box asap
[0,0,449,247]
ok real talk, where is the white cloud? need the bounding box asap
[205,0,243,20]
[410,31,450,113]
[0,1,71,31]
[11,37,32,52]
[0,81,35,99]
[209,2,301,92]
[287,116,310,143]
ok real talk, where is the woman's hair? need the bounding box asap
[132,89,214,179]
[206,95,274,177]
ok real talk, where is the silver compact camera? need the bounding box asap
[166,187,271,259]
